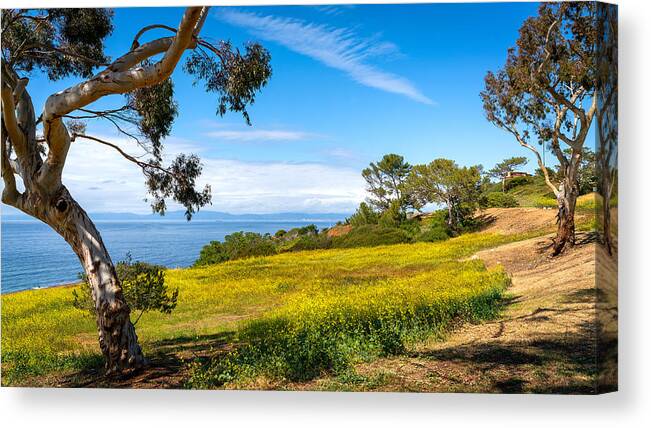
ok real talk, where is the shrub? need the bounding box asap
[378,200,406,228]
[73,254,178,325]
[195,231,277,266]
[347,202,379,226]
[195,240,229,266]
[280,234,331,252]
[417,226,450,242]
[297,224,319,236]
[485,192,519,208]
[331,225,412,248]
[398,218,422,238]
[504,175,533,191]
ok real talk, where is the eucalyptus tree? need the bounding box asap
[1,7,272,373]
[481,2,602,255]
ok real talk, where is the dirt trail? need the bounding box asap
[308,232,601,393]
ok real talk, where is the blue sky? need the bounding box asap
[12,3,546,215]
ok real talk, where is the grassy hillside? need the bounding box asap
[506,177,557,207]
[1,232,528,387]
[492,175,601,212]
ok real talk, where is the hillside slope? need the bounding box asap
[300,232,600,393]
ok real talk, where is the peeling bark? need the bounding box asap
[47,189,145,373]
[553,180,578,256]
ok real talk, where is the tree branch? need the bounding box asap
[130,24,178,50]
[73,133,173,178]
[40,7,205,189]
[1,126,22,206]
[194,7,210,36]
[1,80,27,158]
[506,124,559,196]
[43,7,204,122]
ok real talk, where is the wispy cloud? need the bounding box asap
[219,10,434,105]
[204,129,315,142]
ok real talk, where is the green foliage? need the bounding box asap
[404,158,483,232]
[2,9,114,80]
[378,199,407,228]
[280,234,331,253]
[126,75,178,150]
[415,211,452,242]
[416,227,450,243]
[297,224,318,236]
[145,154,212,220]
[331,225,412,249]
[184,41,272,125]
[347,202,379,227]
[195,231,277,266]
[485,192,519,208]
[73,254,178,325]
[362,154,412,211]
[504,176,533,191]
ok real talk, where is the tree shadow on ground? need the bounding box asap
[412,318,598,394]
[57,331,236,389]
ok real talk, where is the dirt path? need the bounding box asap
[301,233,600,393]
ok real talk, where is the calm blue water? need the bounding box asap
[0,220,334,294]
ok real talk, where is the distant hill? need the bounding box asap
[1,210,350,223]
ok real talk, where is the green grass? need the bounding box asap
[506,176,557,207]
[1,232,528,387]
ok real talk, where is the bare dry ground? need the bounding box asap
[296,232,601,393]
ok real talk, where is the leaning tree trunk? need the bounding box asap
[16,183,146,373]
[45,188,146,373]
[553,179,578,256]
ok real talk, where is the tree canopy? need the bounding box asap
[2,7,272,220]
[404,159,483,231]
[361,153,412,211]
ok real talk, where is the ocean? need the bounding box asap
[0,219,335,294]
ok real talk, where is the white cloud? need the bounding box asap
[219,10,434,105]
[56,133,364,214]
[204,129,314,142]
[198,159,365,213]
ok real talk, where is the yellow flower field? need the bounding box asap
[1,232,521,386]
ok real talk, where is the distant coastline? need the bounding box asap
[1,218,340,294]
[1,210,351,223]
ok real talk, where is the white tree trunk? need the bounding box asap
[45,188,145,372]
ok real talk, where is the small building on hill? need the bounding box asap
[505,171,530,179]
